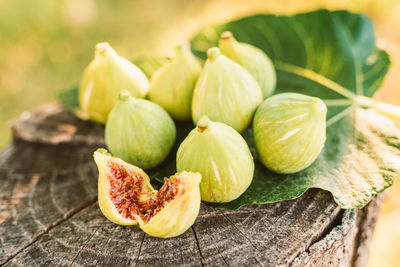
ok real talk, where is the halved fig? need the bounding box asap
[94,148,201,238]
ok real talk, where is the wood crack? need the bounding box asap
[0,104,386,266]
[1,196,97,266]
[207,230,229,266]
[220,211,270,266]
[289,208,345,266]
[307,208,344,251]
[220,212,265,266]
[68,225,101,266]
[254,257,265,267]
[220,211,261,252]
[350,207,367,266]
[350,194,384,266]
[191,226,205,267]
[134,233,146,267]
[91,225,119,266]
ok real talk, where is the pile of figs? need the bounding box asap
[80,32,327,238]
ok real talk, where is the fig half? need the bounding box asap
[94,149,201,238]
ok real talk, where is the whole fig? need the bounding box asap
[79,42,150,123]
[218,31,276,98]
[105,91,176,169]
[191,47,262,133]
[177,116,254,202]
[253,93,327,174]
[148,45,202,120]
[94,149,201,238]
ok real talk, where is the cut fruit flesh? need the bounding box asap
[95,148,153,225]
[94,149,201,238]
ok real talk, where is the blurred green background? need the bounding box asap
[1,0,400,148]
[1,0,400,266]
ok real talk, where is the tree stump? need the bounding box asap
[0,104,384,266]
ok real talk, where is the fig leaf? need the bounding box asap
[60,9,400,209]
[191,9,399,209]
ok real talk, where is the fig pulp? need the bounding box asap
[176,117,254,202]
[148,45,202,120]
[79,42,150,124]
[253,93,327,174]
[94,149,201,238]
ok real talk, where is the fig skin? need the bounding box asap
[218,31,276,99]
[105,91,176,169]
[191,47,263,133]
[94,148,154,225]
[148,45,202,120]
[140,171,201,238]
[94,149,202,238]
[79,42,150,124]
[253,93,327,174]
[176,117,254,203]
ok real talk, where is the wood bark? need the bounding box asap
[0,104,384,266]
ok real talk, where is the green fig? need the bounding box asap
[218,31,276,98]
[176,116,254,202]
[94,149,201,238]
[79,42,150,123]
[105,91,176,169]
[191,47,262,133]
[253,93,327,174]
[148,45,202,120]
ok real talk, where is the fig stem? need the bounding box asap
[119,90,131,101]
[220,31,234,40]
[95,42,110,56]
[197,116,210,132]
[207,47,221,61]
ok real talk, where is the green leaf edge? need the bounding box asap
[57,9,397,211]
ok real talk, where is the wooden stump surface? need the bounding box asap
[0,104,384,266]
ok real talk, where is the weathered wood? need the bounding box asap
[0,104,384,266]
